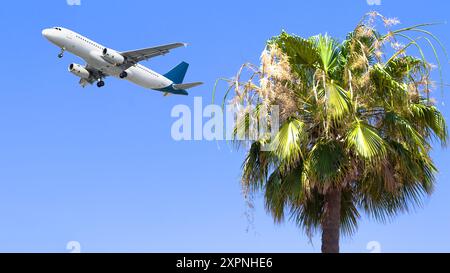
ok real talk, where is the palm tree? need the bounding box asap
[217,12,448,253]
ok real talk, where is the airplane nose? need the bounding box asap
[42,29,49,38]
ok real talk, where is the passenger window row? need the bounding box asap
[75,35,102,49]
[137,66,159,77]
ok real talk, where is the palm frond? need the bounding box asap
[383,111,427,152]
[410,102,448,144]
[271,32,320,69]
[306,140,347,186]
[325,81,351,118]
[271,117,306,172]
[346,119,386,159]
[242,141,272,191]
[312,34,341,74]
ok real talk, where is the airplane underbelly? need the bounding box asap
[85,51,122,76]
[125,67,169,90]
[76,50,170,90]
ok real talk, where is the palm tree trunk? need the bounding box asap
[321,187,341,253]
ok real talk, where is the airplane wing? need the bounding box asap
[120,43,187,64]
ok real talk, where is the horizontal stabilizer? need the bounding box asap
[173,82,203,90]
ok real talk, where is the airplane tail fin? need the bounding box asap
[164,61,189,84]
[159,62,202,96]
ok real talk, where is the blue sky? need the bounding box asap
[0,0,449,252]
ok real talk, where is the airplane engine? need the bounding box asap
[68,63,90,79]
[102,48,125,65]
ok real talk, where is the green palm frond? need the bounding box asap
[271,117,306,172]
[325,81,351,118]
[371,64,408,104]
[410,102,448,144]
[356,173,431,222]
[306,140,347,186]
[242,141,272,191]
[384,56,423,80]
[383,111,427,152]
[340,189,360,236]
[271,32,320,69]
[385,140,436,191]
[290,189,323,238]
[346,119,386,159]
[265,164,305,223]
[313,34,341,74]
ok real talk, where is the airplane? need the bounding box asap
[42,27,202,96]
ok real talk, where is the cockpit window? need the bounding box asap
[54,27,62,31]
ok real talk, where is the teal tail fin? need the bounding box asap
[164,62,189,84]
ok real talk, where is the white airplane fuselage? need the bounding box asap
[42,27,172,90]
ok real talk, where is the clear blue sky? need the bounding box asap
[0,0,449,253]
